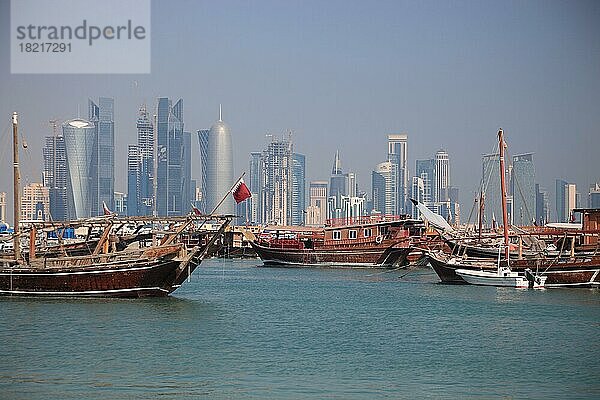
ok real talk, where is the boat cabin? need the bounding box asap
[323,220,410,246]
[574,208,600,246]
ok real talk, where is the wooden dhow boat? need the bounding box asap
[426,128,542,288]
[427,249,599,288]
[248,216,419,268]
[423,129,600,288]
[0,112,232,297]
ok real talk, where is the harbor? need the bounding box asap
[1,258,599,399]
[2,0,599,398]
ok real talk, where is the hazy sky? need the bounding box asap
[0,0,599,219]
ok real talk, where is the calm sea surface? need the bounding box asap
[1,258,599,399]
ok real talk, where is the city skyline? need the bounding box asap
[2,98,599,225]
[13,101,594,226]
[0,0,598,221]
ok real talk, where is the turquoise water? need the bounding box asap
[1,258,599,399]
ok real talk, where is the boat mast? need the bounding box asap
[478,192,484,242]
[153,113,158,217]
[498,128,510,261]
[12,112,21,261]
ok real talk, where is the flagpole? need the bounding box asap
[209,172,246,216]
[245,198,249,228]
[161,173,246,246]
[188,172,246,242]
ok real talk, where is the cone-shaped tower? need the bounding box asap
[205,106,233,214]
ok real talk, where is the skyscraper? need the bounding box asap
[589,183,600,208]
[259,135,293,225]
[410,176,425,219]
[137,105,154,215]
[346,172,357,198]
[511,153,535,225]
[435,149,449,202]
[204,106,233,215]
[291,153,306,225]
[248,152,262,224]
[89,97,114,213]
[182,131,192,212]
[43,133,68,221]
[555,179,578,222]
[127,144,142,216]
[197,129,210,213]
[388,134,408,214]
[156,97,184,217]
[372,161,397,215]
[306,181,328,226]
[62,119,97,219]
[127,105,154,216]
[415,159,436,206]
[114,192,126,214]
[567,184,578,222]
[555,179,568,222]
[329,150,346,218]
[21,183,50,221]
[535,184,549,225]
[340,194,366,223]
[327,151,359,220]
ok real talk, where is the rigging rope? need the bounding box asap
[505,147,535,226]
[480,140,501,227]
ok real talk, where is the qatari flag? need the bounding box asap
[102,201,113,216]
[191,203,202,216]
[232,178,252,204]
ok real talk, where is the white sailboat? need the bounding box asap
[455,265,546,289]
[455,246,546,288]
[456,267,529,287]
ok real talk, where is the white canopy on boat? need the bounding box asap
[410,199,455,233]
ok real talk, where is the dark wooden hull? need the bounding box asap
[426,253,600,288]
[511,258,600,288]
[251,241,411,268]
[217,246,258,259]
[427,256,468,284]
[0,258,180,297]
[0,244,207,298]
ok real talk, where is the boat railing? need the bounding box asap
[324,232,410,247]
[325,215,406,227]
[324,237,377,247]
[264,238,305,249]
[25,244,183,269]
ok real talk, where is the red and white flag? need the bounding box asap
[191,203,202,216]
[232,178,251,204]
[102,201,113,216]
